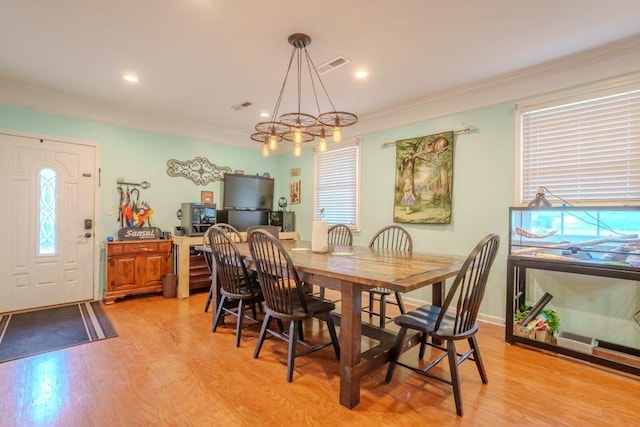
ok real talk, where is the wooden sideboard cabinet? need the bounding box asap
[105,239,173,304]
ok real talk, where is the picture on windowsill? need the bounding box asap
[290,180,301,204]
[394,131,454,224]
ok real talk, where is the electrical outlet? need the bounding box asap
[107,205,114,215]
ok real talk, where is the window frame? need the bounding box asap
[313,139,361,232]
[37,166,58,256]
[514,74,640,206]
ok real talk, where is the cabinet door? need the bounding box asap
[108,255,139,291]
[140,253,166,287]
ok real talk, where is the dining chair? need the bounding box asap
[213,223,243,242]
[316,223,354,301]
[208,226,263,347]
[385,233,500,416]
[364,225,413,327]
[248,229,340,382]
[246,225,280,238]
[328,223,353,246]
[204,223,244,312]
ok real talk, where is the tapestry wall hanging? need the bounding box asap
[166,157,232,185]
[394,131,454,224]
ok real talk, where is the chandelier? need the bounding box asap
[251,33,358,157]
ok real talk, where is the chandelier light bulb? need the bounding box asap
[318,129,327,152]
[269,130,278,150]
[293,141,302,157]
[294,125,302,144]
[262,143,270,157]
[333,124,342,142]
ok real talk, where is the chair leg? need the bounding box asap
[446,340,463,416]
[212,295,227,332]
[418,332,428,360]
[297,321,304,341]
[326,315,340,359]
[204,282,214,312]
[254,314,271,359]
[385,326,408,383]
[250,298,258,320]
[368,292,375,319]
[235,299,245,347]
[379,294,387,328]
[469,335,488,384]
[286,320,298,382]
[394,292,406,314]
[319,286,325,301]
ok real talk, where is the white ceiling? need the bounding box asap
[1,0,639,149]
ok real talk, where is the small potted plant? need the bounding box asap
[514,305,560,343]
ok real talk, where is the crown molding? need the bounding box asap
[0,78,254,148]
[354,34,640,136]
[1,34,639,148]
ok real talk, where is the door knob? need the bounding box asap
[79,232,92,238]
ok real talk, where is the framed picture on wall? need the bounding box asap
[290,181,301,204]
[201,191,214,204]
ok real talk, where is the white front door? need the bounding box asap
[0,133,97,313]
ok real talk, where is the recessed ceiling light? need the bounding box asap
[259,112,270,118]
[355,70,369,79]
[122,73,139,83]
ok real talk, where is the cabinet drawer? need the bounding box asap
[106,240,172,256]
[123,242,160,253]
[158,241,173,252]
[108,244,124,255]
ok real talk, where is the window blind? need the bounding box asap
[314,144,359,229]
[520,88,640,204]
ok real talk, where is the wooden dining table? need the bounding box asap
[205,240,466,409]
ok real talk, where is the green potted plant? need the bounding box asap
[514,305,560,342]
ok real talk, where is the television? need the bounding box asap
[223,173,274,210]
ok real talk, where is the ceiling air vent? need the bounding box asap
[316,56,350,75]
[231,101,253,111]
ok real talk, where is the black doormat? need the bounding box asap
[0,301,118,363]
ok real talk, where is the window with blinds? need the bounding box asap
[314,142,360,229]
[518,87,640,205]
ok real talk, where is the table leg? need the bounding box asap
[432,281,445,345]
[177,244,191,299]
[339,280,362,409]
[432,280,444,307]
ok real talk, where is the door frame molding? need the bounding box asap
[0,127,102,302]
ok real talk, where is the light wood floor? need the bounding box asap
[1,290,639,426]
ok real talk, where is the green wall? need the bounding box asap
[0,105,288,239]
[2,102,637,347]
[280,103,514,322]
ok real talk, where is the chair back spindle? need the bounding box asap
[209,227,252,297]
[368,225,412,253]
[248,230,308,316]
[328,224,353,246]
[246,225,280,238]
[434,233,500,338]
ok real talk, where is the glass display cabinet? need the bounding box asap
[509,206,640,268]
[506,206,640,377]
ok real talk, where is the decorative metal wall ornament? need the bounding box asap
[166,157,232,185]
